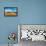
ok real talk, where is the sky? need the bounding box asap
[5,7,17,12]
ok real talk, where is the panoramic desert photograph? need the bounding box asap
[4,7,17,16]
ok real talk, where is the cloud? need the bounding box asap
[5,9,16,12]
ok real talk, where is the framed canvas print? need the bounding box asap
[4,7,18,16]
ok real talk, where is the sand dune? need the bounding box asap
[5,12,17,16]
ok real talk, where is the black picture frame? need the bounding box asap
[4,7,18,17]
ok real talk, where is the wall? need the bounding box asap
[0,0,46,44]
[0,0,20,44]
[20,0,46,24]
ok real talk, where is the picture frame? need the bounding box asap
[4,7,18,16]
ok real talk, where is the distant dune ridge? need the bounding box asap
[5,12,17,16]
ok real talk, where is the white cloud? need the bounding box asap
[5,9,16,12]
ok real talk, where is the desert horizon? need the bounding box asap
[5,12,17,16]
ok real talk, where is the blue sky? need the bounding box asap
[5,7,17,12]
